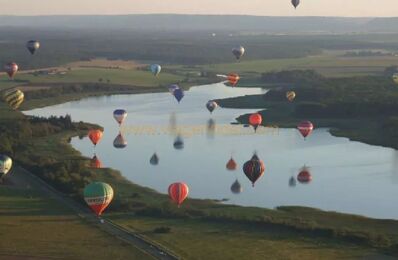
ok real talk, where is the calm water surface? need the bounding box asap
[25,83,398,219]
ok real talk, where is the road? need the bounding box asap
[8,166,180,260]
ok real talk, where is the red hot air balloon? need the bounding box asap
[4,62,18,79]
[297,168,312,184]
[297,121,314,139]
[226,157,237,171]
[227,73,240,87]
[249,113,262,132]
[88,129,103,146]
[243,154,265,187]
[168,182,189,207]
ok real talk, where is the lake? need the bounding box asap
[25,83,398,220]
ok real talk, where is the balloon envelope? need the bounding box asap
[150,64,161,76]
[231,179,243,194]
[150,153,159,165]
[173,136,184,150]
[3,89,24,110]
[206,101,218,113]
[286,91,296,102]
[84,182,114,216]
[249,113,263,131]
[168,182,189,207]
[232,46,245,60]
[297,168,312,184]
[0,155,12,177]
[291,0,300,8]
[88,130,103,146]
[4,62,18,79]
[173,88,184,103]
[226,157,237,171]
[26,40,40,54]
[297,121,314,138]
[113,109,127,125]
[227,73,240,86]
[113,133,127,149]
[243,154,265,187]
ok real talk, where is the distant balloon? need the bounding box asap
[249,113,263,132]
[289,176,296,187]
[3,89,24,110]
[113,133,127,149]
[393,73,398,84]
[243,154,265,187]
[26,40,40,55]
[150,64,161,76]
[227,73,240,87]
[286,91,296,102]
[173,88,184,103]
[206,118,216,139]
[206,100,218,113]
[4,62,18,79]
[291,0,300,8]
[113,109,127,126]
[150,153,159,165]
[297,167,312,184]
[232,46,245,60]
[226,157,237,171]
[297,121,314,139]
[173,135,184,150]
[168,84,179,94]
[90,155,102,169]
[88,129,103,146]
[84,182,114,216]
[168,182,189,207]
[231,179,243,194]
[0,155,12,178]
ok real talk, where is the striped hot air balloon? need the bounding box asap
[4,62,18,79]
[0,155,12,178]
[84,182,114,216]
[168,182,189,207]
[286,91,296,102]
[3,89,24,110]
[297,121,314,139]
[243,154,265,187]
[113,109,127,126]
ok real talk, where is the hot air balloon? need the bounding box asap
[168,84,179,94]
[289,176,296,187]
[3,89,24,110]
[168,182,189,207]
[26,40,40,55]
[150,64,161,76]
[90,155,102,169]
[227,73,240,86]
[393,74,398,84]
[150,153,159,165]
[206,100,218,113]
[232,46,245,60]
[286,91,296,102]
[0,155,12,178]
[173,88,184,103]
[297,121,314,139]
[291,0,300,9]
[113,133,127,149]
[243,154,265,187]
[226,157,237,171]
[297,167,312,184]
[4,62,18,79]
[249,113,263,132]
[113,109,127,126]
[173,135,184,150]
[88,129,103,146]
[84,182,114,216]
[231,179,243,194]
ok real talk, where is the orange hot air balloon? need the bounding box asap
[90,155,102,169]
[297,121,314,139]
[227,73,240,86]
[168,182,189,207]
[249,113,262,132]
[4,62,18,79]
[88,129,103,146]
[226,157,237,171]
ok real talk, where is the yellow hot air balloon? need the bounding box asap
[3,89,24,110]
[286,91,296,102]
[393,73,398,85]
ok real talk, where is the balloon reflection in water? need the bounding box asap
[289,176,296,187]
[206,118,216,139]
[297,166,312,184]
[90,154,103,169]
[150,153,159,165]
[113,132,127,149]
[173,135,184,150]
[231,179,243,194]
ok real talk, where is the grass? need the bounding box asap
[0,187,153,260]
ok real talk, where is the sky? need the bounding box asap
[0,0,397,17]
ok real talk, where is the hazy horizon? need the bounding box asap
[0,0,397,17]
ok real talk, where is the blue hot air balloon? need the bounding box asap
[150,64,161,76]
[173,88,184,103]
